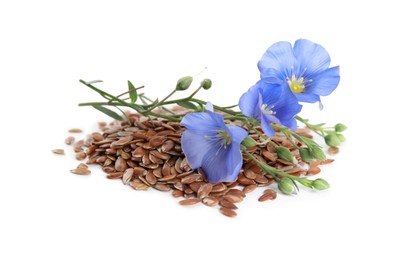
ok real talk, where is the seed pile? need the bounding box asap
[62,113,333,217]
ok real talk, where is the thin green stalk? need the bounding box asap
[142,89,177,112]
[188,85,203,99]
[295,115,325,137]
[241,146,281,181]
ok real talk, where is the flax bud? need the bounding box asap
[312,178,330,190]
[201,79,212,90]
[176,76,193,91]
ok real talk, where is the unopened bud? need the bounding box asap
[312,178,330,190]
[276,146,296,164]
[325,133,341,147]
[311,147,326,161]
[241,136,256,147]
[299,148,316,162]
[335,123,347,132]
[176,76,193,91]
[201,79,212,90]
[337,133,346,142]
[278,177,295,195]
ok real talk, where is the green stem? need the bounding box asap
[188,85,203,99]
[280,129,301,150]
[241,146,281,181]
[143,89,177,112]
[295,115,325,137]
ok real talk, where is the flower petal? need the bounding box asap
[225,144,243,182]
[271,84,302,122]
[307,66,340,96]
[281,117,298,130]
[239,84,260,118]
[258,41,296,80]
[205,101,214,112]
[293,39,331,76]
[294,92,321,103]
[260,114,276,137]
[181,112,222,136]
[181,131,215,169]
[228,125,248,144]
[201,144,231,183]
[259,81,282,106]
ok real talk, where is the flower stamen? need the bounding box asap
[261,104,276,115]
[287,74,305,93]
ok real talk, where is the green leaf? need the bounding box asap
[86,80,103,84]
[176,100,198,110]
[128,80,137,103]
[92,105,124,121]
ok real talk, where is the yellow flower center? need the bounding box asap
[287,75,305,93]
[216,130,231,148]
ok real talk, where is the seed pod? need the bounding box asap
[278,177,295,195]
[335,123,347,132]
[176,76,193,91]
[312,178,330,190]
[325,133,341,147]
[276,146,296,164]
[311,147,326,161]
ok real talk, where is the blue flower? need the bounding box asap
[239,80,302,136]
[258,39,340,106]
[180,103,248,183]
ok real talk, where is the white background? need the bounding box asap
[1,0,401,259]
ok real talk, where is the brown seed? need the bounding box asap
[106,172,124,179]
[75,151,87,160]
[73,140,84,152]
[92,132,104,141]
[115,157,127,172]
[226,189,246,198]
[133,166,147,176]
[111,135,134,147]
[220,199,238,209]
[132,147,145,158]
[211,182,227,193]
[243,184,257,193]
[219,207,237,218]
[222,194,243,203]
[321,159,335,165]
[77,163,88,169]
[145,172,157,185]
[262,150,277,162]
[161,140,175,152]
[64,136,75,145]
[179,199,200,206]
[52,149,65,155]
[173,181,185,191]
[172,190,184,198]
[181,174,202,184]
[129,179,149,190]
[154,183,171,191]
[70,168,91,175]
[150,150,171,161]
[68,128,82,133]
[133,132,148,140]
[244,169,256,179]
[158,174,177,182]
[149,135,167,147]
[122,168,134,184]
[237,175,255,185]
[254,174,269,184]
[161,163,171,177]
[328,146,339,155]
[259,189,277,202]
[202,197,219,207]
[307,166,321,176]
[149,153,163,164]
[197,183,213,199]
